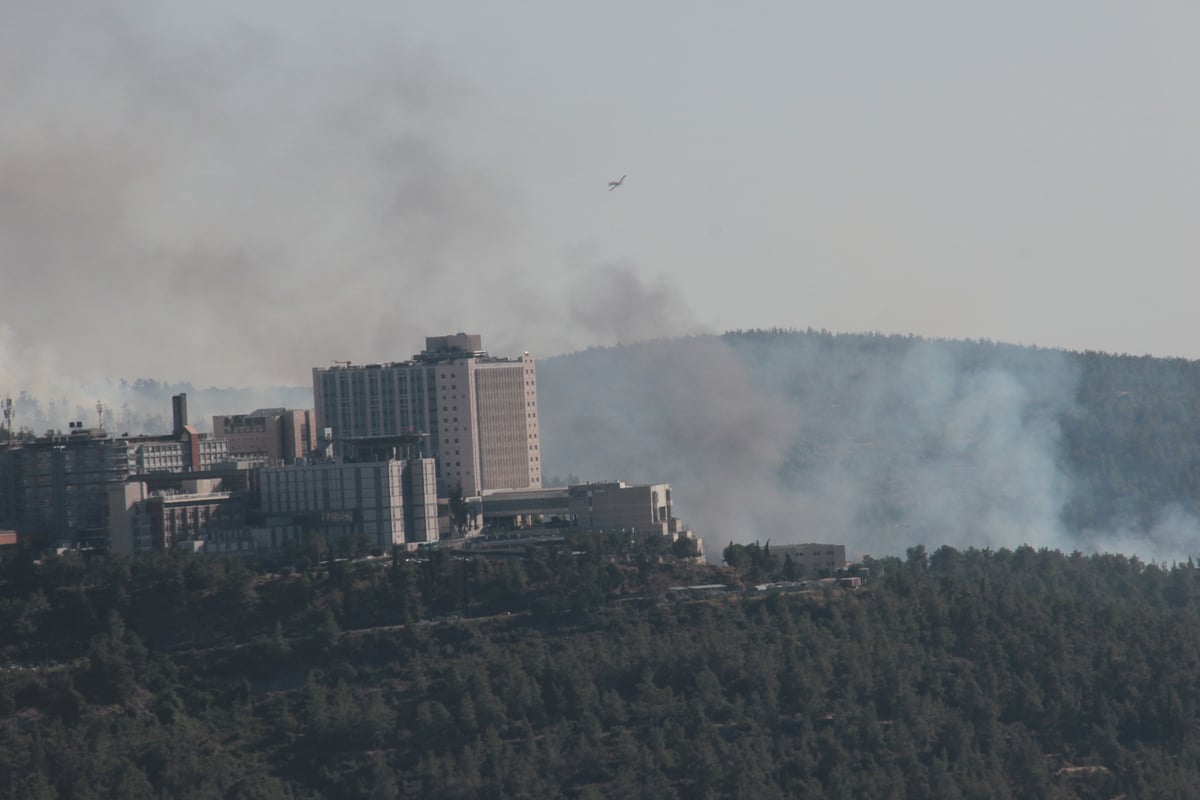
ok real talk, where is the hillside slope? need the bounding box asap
[539,330,1200,558]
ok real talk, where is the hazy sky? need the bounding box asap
[4,1,1200,392]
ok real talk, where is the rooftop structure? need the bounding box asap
[213,407,317,465]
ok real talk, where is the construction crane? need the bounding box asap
[332,360,352,367]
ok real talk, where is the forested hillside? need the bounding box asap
[4,544,1200,797]
[539,330,1200,557]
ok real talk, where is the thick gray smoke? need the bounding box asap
[0,3,698,428]
[566,259,707,346]
[0,2,534,395]
[539,338,799,549]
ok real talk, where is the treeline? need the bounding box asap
[6,542,1200,796]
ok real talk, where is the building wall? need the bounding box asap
[432,358,480,494]
[136,440,185,473]
[149,491,243,551]
[312,335,541,496]
[0,392,234,548]
[313,364,437,444]
[258,460,407,550]
[213,413,276,460]
[134,434,227,473]
[403,458,439,543]
[567,481,672,534]
[771,543,847,577]
[214,409,316,464]
[1,434,134,544]
[280,409,316,462]
[108,481,149,556]
[475,358,541,491]
[0,453,14,528]
[109,479,246,555]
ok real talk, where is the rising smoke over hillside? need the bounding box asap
[538,332,1200,561]
[0,3,689,400]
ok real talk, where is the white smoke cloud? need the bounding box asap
[541,333,1200,563]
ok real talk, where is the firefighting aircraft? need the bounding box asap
[607,174,626,191]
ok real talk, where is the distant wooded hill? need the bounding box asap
[538,330,1200,557]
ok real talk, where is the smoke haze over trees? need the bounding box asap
[7,330,1200,561]
[3,380,313,438]
[0,2,706,401]
[537,330,1200,561]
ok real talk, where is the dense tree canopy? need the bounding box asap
[4,541,1200,797]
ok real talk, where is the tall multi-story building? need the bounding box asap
[312,333,541,496]
[212,408,316,464]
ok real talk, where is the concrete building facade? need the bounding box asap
[312,333,541,496]
[213,408,317,464]
[479,480,702,557]
[255,458,439,552]
[771,543,848,577]
[568,481,673,535]
[109,477,247,556]
[1,427,135,546]
[0,394,229,547]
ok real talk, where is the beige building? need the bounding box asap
[212,408,316,465]
[771,543,847,577]
[312,333,541,496]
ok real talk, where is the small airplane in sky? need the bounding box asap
[608,174,626,191]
